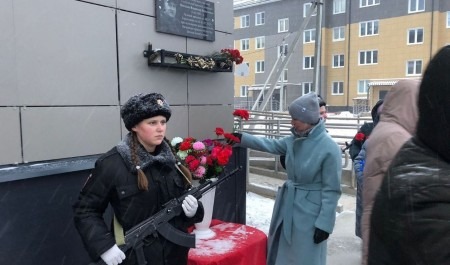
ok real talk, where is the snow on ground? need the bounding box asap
[245,192,274,235]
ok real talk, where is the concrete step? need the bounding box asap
[249,166,287,180]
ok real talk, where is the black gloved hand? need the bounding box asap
[313,227,329,244]
[227,132,242,145]
[232,132,242,140]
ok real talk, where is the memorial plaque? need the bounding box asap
[156,0,215,41]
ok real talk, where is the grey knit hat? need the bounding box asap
[121,93,172,131]
[288,92,320,124]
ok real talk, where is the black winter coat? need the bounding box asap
[73,139,204,265]
[368,138,450,264]
[349,122,373,161]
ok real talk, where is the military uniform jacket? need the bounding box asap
[73,138,204,265]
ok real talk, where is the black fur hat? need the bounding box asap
[121,93,172,131]
[417,45,450,162]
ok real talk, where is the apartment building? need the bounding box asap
[233,0,450,113]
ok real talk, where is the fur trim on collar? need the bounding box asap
[116,133,176,173]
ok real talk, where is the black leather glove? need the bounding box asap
[313,227,329,244]
[227,132,242,145]
[232,132,242,140]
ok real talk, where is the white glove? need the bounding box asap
[182,195,198,218]
[100,244,126,265]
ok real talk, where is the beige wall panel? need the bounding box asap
[189,105,234,140]
[22,107,121,163]
[234,16,240,29]
[212,0,234,33]
[118,0,154,16]
[0,0,18,105]
[187,32,234,56]
[187,71,234,105]
[117,11,189,105]
[118,0,232,33]
[0,108,21,165]
[84,0,116,8]
[14,0,118,106]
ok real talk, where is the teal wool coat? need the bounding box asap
[240,121,342,265]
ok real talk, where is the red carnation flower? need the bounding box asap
[354,132,366,142]
[179,141,192,151]
[233,109,249,120]
[215,127,224,136]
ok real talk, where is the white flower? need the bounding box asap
[177,150,189,160]
[171,137,183,147]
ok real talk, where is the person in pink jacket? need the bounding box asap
[360,79,420,265]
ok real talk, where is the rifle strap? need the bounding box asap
[175,162,192,186]
[114,215,125,246]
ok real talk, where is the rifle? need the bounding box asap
[341,141,351,153]
[89,166,241,265]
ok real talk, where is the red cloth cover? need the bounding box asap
[188,221,267,265]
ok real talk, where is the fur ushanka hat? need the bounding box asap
[288,92,320,124]
[121,93,172,131]
[416,45,450,162]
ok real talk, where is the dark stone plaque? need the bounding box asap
[156,0,215,41]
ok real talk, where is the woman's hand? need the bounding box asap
[313,227,330,244]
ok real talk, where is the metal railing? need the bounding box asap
[234,110,371,169]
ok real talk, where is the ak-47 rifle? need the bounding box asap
[89,166,241,265]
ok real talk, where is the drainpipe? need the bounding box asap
[313,0,323,96]
[346,0,351,111]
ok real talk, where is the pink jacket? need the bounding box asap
[361,79,419,265]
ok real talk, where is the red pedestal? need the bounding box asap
[188,220,267,265]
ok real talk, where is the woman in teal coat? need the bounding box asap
[236,92,342,265]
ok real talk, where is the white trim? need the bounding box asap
[368,81,397,86]
[234,0,282,10]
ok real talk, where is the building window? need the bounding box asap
[333,54,345,68]
[256,61,265,73]
[406,60,422,75]
[255,12,265,26]
[240,39,249,51]
[303,82,314,94]
[359,50,378,65]
[278,69,288,82]
[333,26,345,41]
[240,85,249,97]
[360,20,379,36]
[409,0,425,13]
[358,80,370,94]
[334,0,346,14]
[304,3,317,17]
[277,44,288,58]
[408,28,424,44]
[360,0,380,8]
[255,36,265,49]
[304,56,315,69]
[240,15,250,28]
[332,81,344,95]
[278,18,289,33]
[447,11,450,28]
[304,29,316,43]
